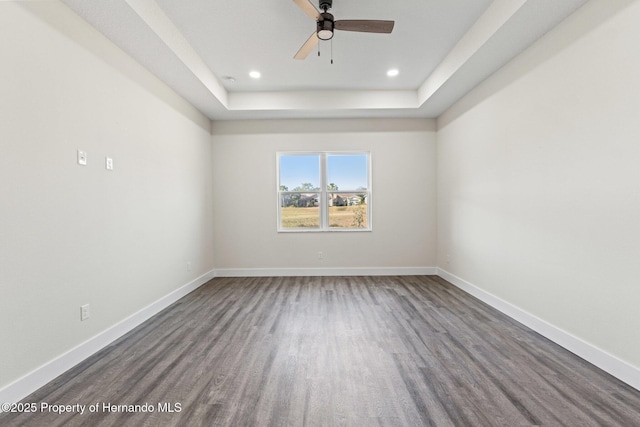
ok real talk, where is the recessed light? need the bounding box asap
[249,71,261,79]
[387,69,399,77]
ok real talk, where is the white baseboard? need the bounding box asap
[0,270,215,406]
[213,266,437,277]
[437,268,640,392]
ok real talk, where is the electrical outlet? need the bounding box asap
[105,157,114,171]
[317,251,323,260]
[80,304,90,321]
[186,261,192,272]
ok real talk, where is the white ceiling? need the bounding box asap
[61,0,588,121]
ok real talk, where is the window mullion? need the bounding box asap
[320,153,327,230]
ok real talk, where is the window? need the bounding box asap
[277,152,371,232]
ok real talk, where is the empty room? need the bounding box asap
[1,0,639,425]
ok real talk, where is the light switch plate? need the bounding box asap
[77,150,87,166]
[80,304,90,321]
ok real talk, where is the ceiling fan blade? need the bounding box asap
[335,20,395,34]
[293,0,320,21]
[294,32,319,60]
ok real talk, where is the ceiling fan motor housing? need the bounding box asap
[317,12,334,40]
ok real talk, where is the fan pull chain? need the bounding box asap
[331,38,333,64]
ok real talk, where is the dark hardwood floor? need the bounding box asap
[2,275,640,426]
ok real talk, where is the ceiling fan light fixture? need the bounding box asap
[317,29,333,40]
[317,14,334,40]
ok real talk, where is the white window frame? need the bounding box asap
[277,151,372,232]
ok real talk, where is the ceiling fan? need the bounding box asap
[293,0,395,60]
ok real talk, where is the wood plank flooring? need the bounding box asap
[2,275,640,426]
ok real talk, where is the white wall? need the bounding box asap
[0,2,214,391]
[437,0,640,372]
[212,119,437,274]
